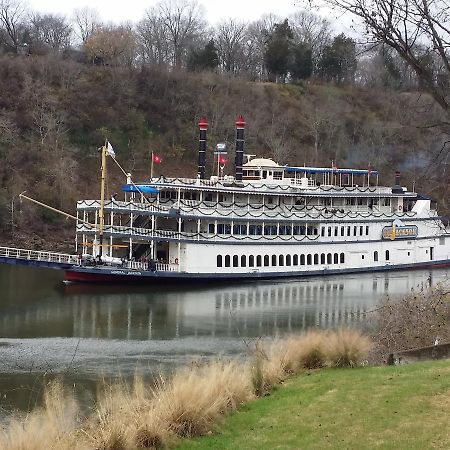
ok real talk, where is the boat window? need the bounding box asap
[293,254,298,265]
[321,227,325,237]
[217,255,223,267]
[328,227,332,237]
[241,255,247,267]
[327,253,332,264]
[233,255,239,267]
[300,254,305,265]
[286,255,292,266]
[360,226,363,236]
[264,225,277,235]
[225,255,231,267]
[257,255,262,267]
[307,254,312,265]
[224,224,231,234]
[314,254,319,264]
[262,171,268,179]
[209,223,215,233]
[273,171,283,180]
[385,250,390,261]
[353,226,357,236]
[340,253,345,263]
[321,253,326,264]
[264,255,270,266]
[357,198,364,206]
[249,255,255,267]
[366,226,369,235]
[334,227,338,236]
[347,226,351,236]
[272,255,277,266]
[341,226,344,236]
[374,251,378,261]
[204,193,213,202]
[334,253,339,264]
[279,255,284,266]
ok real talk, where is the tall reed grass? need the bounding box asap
[0,329,371,450]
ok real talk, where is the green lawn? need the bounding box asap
[176,360,450,450]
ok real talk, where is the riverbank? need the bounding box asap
[176,359,450,450]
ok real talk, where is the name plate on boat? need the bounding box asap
[382,225,418,240]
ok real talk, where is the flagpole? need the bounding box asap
[99,142,107,258]
[151,151,154,179]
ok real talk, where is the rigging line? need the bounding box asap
[110,155,155,207]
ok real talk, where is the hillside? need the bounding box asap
[0,55,447,249]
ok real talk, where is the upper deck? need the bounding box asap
[126,157,413,199]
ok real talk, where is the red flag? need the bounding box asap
[219,155,227,165]
[152,153,162,164]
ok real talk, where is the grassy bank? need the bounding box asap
[176,360,450,450]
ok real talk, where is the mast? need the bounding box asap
[98,143,107,257]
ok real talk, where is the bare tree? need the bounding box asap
[84,24,137,66]
[312,0,450,116]
[152,0,206,67]
[30,13,72,52]
[288,10,331,69]
[0,0,27,53]
[136,12,171,65]
[73,6,100,45]
[215,19,247,74]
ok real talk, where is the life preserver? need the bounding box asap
[175,258,179,265]
[398,205,403,211]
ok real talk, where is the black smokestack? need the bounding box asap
[235,115,246,181]
[392,170,403,194]
[197,117,208,180]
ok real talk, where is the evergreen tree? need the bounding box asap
[264,19,293,82]
[317,34,356,83]
[289,42,313,81]
[187,39,219,72]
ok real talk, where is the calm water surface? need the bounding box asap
[0,265,448,415]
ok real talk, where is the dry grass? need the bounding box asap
[325,329,373,367]
[155,360,253,438]
[0,381,82,450]
[250,341,286,396]
[1,330,373,450]
[282,331,327,371]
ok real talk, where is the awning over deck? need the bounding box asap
[122,184,159,194]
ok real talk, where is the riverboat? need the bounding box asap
[1,115,450,283]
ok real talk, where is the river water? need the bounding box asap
[0,265,448,416]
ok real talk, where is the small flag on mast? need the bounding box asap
[106,141,115,158]
[152,153,162,164]
[219,155,227,165]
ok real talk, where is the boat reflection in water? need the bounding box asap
[0,268,443,342]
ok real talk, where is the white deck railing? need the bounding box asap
[127,260,179,272]
[0,246,78,265]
